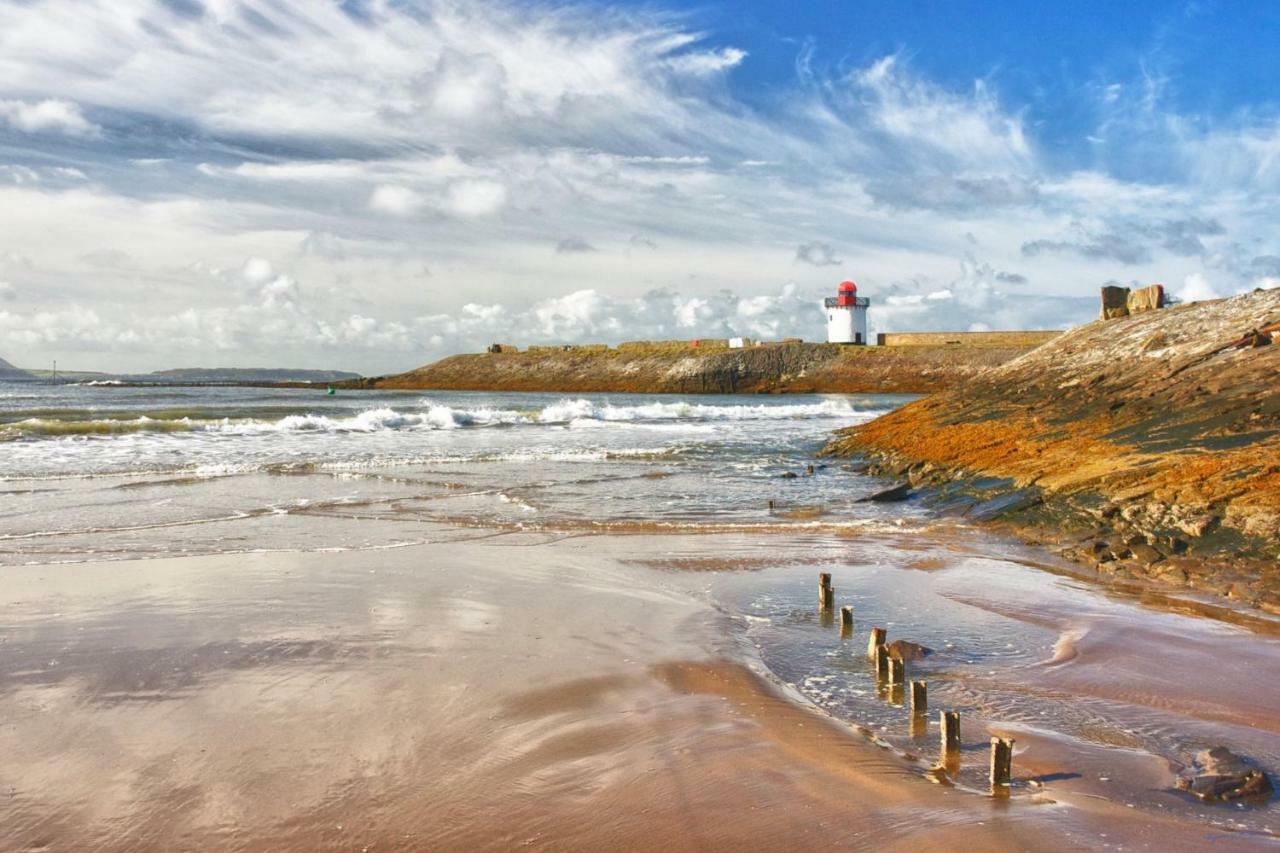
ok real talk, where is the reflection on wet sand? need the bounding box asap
[2,529,1277,850]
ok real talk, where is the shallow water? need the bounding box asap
[2,382,1278,848]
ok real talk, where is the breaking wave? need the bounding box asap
[1,398,875,441]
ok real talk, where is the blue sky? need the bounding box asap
[0,0,1277,373]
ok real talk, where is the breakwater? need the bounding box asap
[351,339,1047,395]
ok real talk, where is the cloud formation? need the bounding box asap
[795,241,842,267]
[0,98,99,137]
[0,0,1276,374]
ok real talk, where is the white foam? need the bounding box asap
[536,397,867,424]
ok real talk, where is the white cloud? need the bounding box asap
[0,98,99,137]
[240,257,275,285]
[0,281,14,301]
[666,47,747,76]
[369,185,426,216]
[445,180,507,217]
[1177,272,1220,303]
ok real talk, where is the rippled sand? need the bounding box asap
[2,527,1276,851]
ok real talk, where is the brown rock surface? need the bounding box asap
[1176,747,1274,802]
[824,289,1280,610]
[353,341,1041,395]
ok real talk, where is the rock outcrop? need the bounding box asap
[1100,283,1166,319]
[823,289,1280,612]
[354,341,1043,395]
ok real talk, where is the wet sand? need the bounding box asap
[2,529,1277,851]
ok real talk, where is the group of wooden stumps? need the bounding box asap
[818,572,1016,794]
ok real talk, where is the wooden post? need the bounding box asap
[874,644,890,681]
[768,499,775,510]
[887,657,904,685]
[839,606,854,630]
[941,711,961,758]
[910,680,927,715]
[806,464,815,475]
[867,627,886,659]
[990,737,1014,788]
[818,573,834,610]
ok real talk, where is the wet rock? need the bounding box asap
[967,487,1043,521]
[1127,542,1165,565]
[779,471,798,479]
[860,482,912,502]
[887,640,933,662]
[1176,747,1274,802]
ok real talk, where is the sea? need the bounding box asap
[0,383,919,563]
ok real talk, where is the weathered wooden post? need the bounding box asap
[874,644,890,681]
[818,573,834,610]
[887,657,905,685]
[768,499,775,510]
[990,737,1014,789]
[866,627,886,660]
[839,606,854,633]
[941,711,961,759]
[910,680,927,715]
[806,464,815,475]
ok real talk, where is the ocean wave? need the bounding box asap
[1,397,875,442]
[535,398,868,424]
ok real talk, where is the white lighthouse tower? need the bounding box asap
[825,280,869,344]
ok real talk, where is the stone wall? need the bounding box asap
[875,331,1062,348]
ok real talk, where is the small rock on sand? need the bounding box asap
[887,640,933,662]
[1175,747,1274,802]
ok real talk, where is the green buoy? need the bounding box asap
[327,386,336,395]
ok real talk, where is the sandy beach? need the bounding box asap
[4,521,1278,851]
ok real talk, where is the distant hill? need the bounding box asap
[0,355,37,381]
[150,367,362,383]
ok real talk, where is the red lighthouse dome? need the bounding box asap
[837,280,857,306]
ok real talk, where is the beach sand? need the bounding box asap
[2,527,1275,851]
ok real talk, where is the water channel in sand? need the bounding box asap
[1,385,1277,849]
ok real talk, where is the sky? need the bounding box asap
[1,0,1278,374]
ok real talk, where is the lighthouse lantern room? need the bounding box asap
[825,280,870,344]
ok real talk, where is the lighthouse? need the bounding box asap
[825,280,869,344]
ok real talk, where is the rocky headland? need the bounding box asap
[353,338,1048,395]
[823,288,1280,613]
[0,355,36,381]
